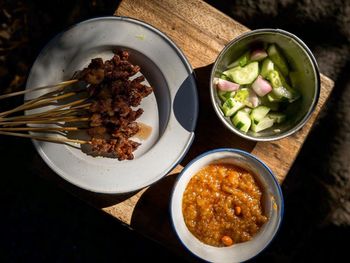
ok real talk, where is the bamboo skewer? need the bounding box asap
[23,91,83,110]
[0,92,57,118]
[0,127,83,132]
[0,91,83,118]
[26,99,90,117]
[0,79,78,100]
[0,82,76,117]
[0,117,90,126]
[0,80,93,145]
[0,111,86,124]
[38,109,85,118]
[38,105,90,118]
[0,131,89,145]
[0,100,90,121]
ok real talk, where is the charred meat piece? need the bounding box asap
[112,121,140,138]
[127,77,153,107]
[78,58,105,85]
[90,137,141,161]
[77,50,153,160]
[90,113,103,127]
[87,126,107,138]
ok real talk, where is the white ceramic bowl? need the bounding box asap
[171,149,283,263]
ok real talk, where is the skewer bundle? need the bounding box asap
[0,50,154,160]
[0,79,90,144]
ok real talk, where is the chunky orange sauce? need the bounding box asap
[182,163,267,247]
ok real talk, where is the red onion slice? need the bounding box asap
[252,75,272,97]
[250,49,268,61]
[214,78,240,91]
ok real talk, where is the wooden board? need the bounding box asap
[113,0,333,208]
[30,0,334,260]
[115,0,333,183]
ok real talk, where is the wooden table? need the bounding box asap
[31,0,334,261]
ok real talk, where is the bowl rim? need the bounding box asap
[170,148,284,262]
[209,28,321,141]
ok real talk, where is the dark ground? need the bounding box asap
[1,0,350,262]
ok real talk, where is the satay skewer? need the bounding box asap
[0,79,78,100]
[0,130,89,145]
[0,91,84,118]
[0,127,83,132]
[38,104,90,118]
[0,100,90,122]
[0,117,90,127]
[0,50,152,160]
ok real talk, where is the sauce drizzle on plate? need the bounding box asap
[135,122,152,140]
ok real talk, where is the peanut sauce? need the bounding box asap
[182,163,267,247]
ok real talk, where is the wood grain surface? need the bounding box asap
[113,0,333,209]
[31,0,335,260]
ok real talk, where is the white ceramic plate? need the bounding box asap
[25,17,198,194]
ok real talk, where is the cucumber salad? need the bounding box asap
[214,44,301,133]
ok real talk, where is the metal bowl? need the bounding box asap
[210,29,320,141]
[171,148,283,263]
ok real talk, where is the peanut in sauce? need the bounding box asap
[182,163,267,247]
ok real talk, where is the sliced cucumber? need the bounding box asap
[267,44,289,77]
[268,112,286,123]
[266,70,286,102]
[250,106,270,124]
[220,74,231,81]
[268,70,300,102]
[233,88,260,108]
[232,110,251,132]
[272,86,292,99]
[238,51,250,67]
[222,66,239,80]
[267,70,283,89]
[224,62,259,85]
[267,92,283,102]
[276,70,301,102]
[276,68,293,88]
[221,98,245,117]
[241,107,252,114]
[260,58,274,78]
[226,61,239,69]
[234,88,249,103]
[227,51,250,68]
[251,116,274,132]
[218,90,235,102]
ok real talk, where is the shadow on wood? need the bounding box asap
[130,173,195,261]
[182,63,256,165]
[31,153,135,207]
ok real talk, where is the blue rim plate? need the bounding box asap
[25,16,198,194]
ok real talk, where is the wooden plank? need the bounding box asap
[115,0,334,184]
[117,0,250,68]
[30,0,335,260]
